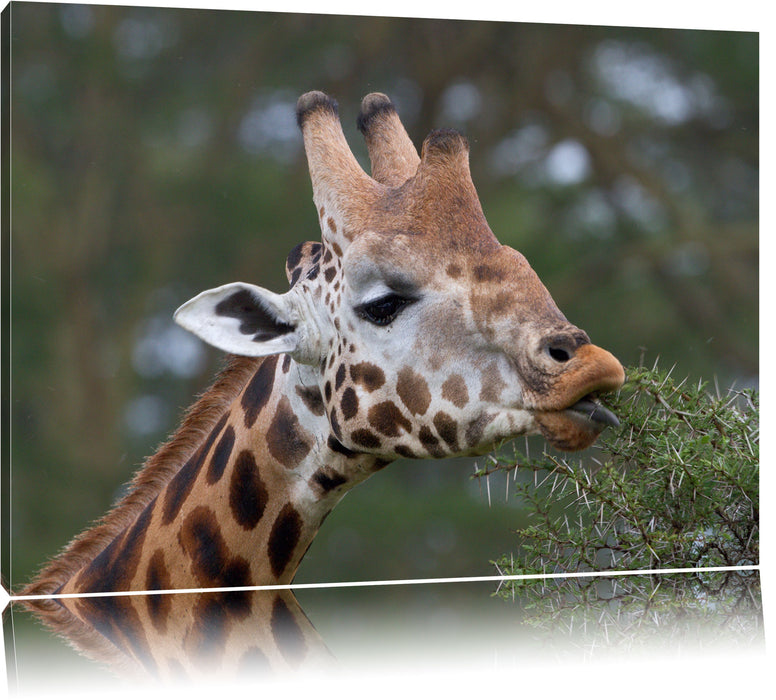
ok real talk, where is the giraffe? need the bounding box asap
[20,91,624,677]
[18,586,332,679]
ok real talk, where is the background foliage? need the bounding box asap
[8,4,758,588]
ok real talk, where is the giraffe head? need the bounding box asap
[175,91,624,456]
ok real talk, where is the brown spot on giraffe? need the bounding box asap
[285,241,323,286]
[396,366,431,416]
[266,396,313,469]
[446,263,463,278]
[177,506,228,584]
[162,413,228,525]
[74,498,155,592]
[368,401,412,437]
[394,444,417,459]
[334,363,347,390]
[242,355,278,429]
[284,241,306,275]
[229,450,269,530]
[329,407,342,440]
[327,434,358,458]
[340,386,359,420]
[442,373,469,408]
[433,411,460,452]
[472,264,505,283]
[309,465,348,497]
[268,504,303,579]
[206,424,236,485]
[145,549,172,634]
[351,428,382,449]
[179,506,254,589]
[350,362,385,391]
[295,384,326,416]
[465,412,498,448]
[418,425,446,458]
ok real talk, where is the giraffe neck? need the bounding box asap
[58,354,383,597]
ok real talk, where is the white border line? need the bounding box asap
[5,564,759,604]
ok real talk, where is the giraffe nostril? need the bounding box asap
[543,330,589,364]
[548,346,572,363]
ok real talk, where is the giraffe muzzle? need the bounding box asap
[528,342,625,450]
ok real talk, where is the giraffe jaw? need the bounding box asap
[532,394,620,452]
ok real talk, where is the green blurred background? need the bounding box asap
[7,3,758,590]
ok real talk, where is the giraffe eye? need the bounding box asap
[357,293,413,326]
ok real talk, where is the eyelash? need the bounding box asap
[357,293,414,326]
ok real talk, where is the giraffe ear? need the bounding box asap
[174,282,300,358]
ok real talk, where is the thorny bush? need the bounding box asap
[476,363,760,650]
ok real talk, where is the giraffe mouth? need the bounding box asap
[565,395,620,429]
[532,392,620,451]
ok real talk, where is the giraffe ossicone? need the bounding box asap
[21,91,624,676]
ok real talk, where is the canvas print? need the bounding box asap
[1,2,761,692]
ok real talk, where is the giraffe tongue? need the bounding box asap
[568,397,620,428]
